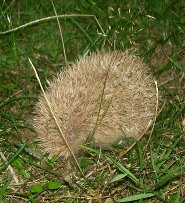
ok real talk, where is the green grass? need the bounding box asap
[0,0,185,202]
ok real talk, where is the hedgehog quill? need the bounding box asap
[33,51,157,159]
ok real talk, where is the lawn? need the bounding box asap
[0,0,185,202]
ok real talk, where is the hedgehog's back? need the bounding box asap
[34,51,157,158]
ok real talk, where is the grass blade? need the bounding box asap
[106,156,139,184]
[109,193,154,203]
[111,173,127,183]
[153,166,183,190]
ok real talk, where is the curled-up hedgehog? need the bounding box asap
[33,51,157,159]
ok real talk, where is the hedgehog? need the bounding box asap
[33,50,157,159]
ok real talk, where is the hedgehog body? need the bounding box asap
[34,51,157,158]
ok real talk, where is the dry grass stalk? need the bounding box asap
[0,151,20,185]
[0,14,106,37]
[28,58,83,175]
[50,0,67,66]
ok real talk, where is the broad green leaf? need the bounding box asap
[30,184,43,193]
[47,181,61,190]
[11,158,24,170]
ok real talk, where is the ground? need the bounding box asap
[0,0,185,202]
